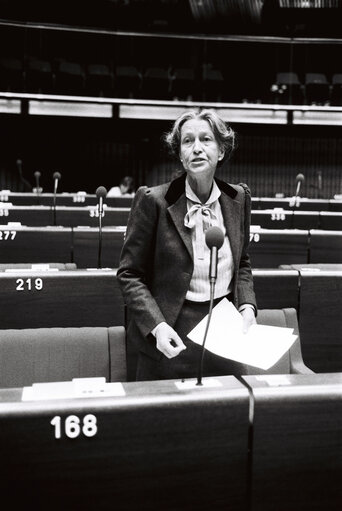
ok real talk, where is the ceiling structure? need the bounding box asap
[0,0,342,38]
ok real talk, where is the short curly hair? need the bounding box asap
[164,109,235,163]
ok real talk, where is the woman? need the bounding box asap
[117,109,257,381]
[107,176,135,198]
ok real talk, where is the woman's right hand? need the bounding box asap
[153,322,187,359]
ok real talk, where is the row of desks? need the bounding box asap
[0,268,340,373]
[0,204,341,229]
[1,191,342,211]
[0,373,341,510]
[0,225,340,267]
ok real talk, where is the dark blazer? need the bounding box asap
[117,173,257,379]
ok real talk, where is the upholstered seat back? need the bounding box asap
[0,326,126,388]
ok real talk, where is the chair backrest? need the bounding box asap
[243,308,313,375]
[0,326,126,388]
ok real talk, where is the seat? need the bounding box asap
[114,65,142,98]
[331,73,342,106]
[202,64,225,101]
[26,57,53,93]
[244,307,313,375]
[0,326,126,388]
[170,67,196,100]
[56,60,85,95]
[305,72,330,105]
[274,72,303,105]
[142,66,171,99]
[0,57,24,92]
[86,63,113,97]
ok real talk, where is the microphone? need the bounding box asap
[52,172,61,226]
[294,173,305,198]
[197,226,224,386]
[96,186,107,268]
[206,226,224,283]
[16,159,32,192]
[34,171,41,204]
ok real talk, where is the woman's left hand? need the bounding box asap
[240,307,257,334]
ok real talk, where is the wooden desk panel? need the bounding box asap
[0,192,133,208]
[249,229,309,268]
[252,198,332,211]
[0,206,130,227]
[251,210,293,229]
[310,230,342,263]
[252,269,299,310]
[299,271,342,373]
[0,376,249,511]
[319,212,342,230]
[73,227,125,268]
[0,269,124,328]
[243,373,342,511]
[0,226,72,263]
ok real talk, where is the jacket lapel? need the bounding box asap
[165,173,193,259]
[167,195,193,260]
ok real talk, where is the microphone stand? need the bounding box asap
[53,184,57,226]
[97,196,103,269]
[196,280,216,386]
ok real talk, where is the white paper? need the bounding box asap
[187,298,297,370]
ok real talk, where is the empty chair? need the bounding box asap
[56,60,85,95]
[202,64,225,101]
[86,63,113,97]
[331,73,342,105]
[142,66,171,99]
[114,65,142,98]
[305,72,330,105]
[0,57,24,91]
[274,72,303,105]
[170,67,196,100]
[0,326,126,388]
[26,57,53,93]
[244,307,313,375]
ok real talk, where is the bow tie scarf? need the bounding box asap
[184,203,218,259]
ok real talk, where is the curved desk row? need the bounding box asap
[0,373,340,511]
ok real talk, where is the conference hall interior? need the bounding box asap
[0,1,341,510]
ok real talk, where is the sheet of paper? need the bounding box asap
[187,298,297,370]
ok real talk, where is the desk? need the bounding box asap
[0,376,250,511]
[249,228,309,268]
[72,226,125,268]
[0,191,133,208]
[0,205,130,227]
[310,230,342,263]
[252,197,332,211]
[243,373,342,511]
[0,225,72,263]
[299,271,342,373]
[252,269,299,310]
[319,211,342,230]
[0,269,124,328]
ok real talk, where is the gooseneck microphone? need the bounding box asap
[16,159,31,192]
[96,186,107,268]
[34,171,41,204]
[52,172,61,226]
[295,173,305,198]
[197,226,224,386]
[291,173,305,227]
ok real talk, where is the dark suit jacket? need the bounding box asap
[117,173,257,379]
